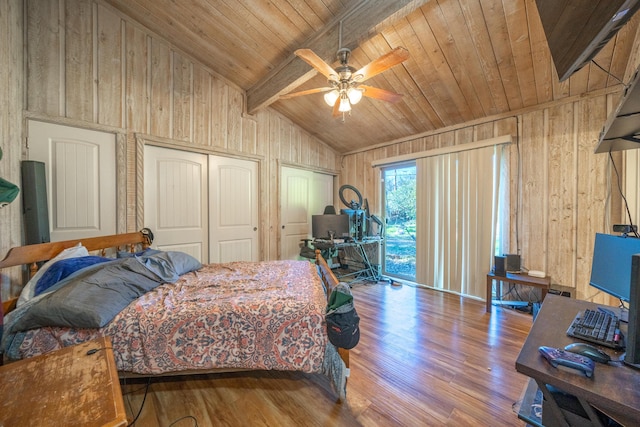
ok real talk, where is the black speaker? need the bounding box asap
[21,160,50,245]
[625,254,640,367]
[505,254,521,272]
[494,255,506,275]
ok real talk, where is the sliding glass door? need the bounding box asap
[382,163,417,281]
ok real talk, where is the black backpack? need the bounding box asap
[325,283,360,349]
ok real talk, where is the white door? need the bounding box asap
[312,173,335,215]
[209,155,258,262]
[144,145,208,263]
[27,120,116,241]
[280,167,334,260]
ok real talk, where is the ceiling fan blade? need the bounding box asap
[361,85,403,103]
[280,87,333,99]
[354,47,409,82]
[332,97,341,118]
[295,49,337,80]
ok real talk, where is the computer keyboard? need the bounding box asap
[566,308,625,350]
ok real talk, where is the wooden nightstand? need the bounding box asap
[0,336,127,426]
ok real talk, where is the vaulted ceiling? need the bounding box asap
[103,0,640,154]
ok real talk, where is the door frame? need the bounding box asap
[26,119,126,238]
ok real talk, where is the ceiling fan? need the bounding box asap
[281,46,409,118]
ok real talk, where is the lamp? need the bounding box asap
[338,93,351,112]
[324,90,339,107]
[347,87,363,104]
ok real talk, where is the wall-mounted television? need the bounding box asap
[535,0,640,82]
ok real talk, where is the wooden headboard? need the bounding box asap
[0,229,153,314]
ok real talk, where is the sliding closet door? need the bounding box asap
[27,120,116,241]
[144,145,208,262]
[208,155,258,262]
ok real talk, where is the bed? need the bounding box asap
[0,230,349,400]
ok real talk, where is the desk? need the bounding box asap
[0,336,127,427]
[486,271,551,312]
[515,294,640,426]
[314,238,381,283]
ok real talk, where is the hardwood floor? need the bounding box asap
[121,282,533,426]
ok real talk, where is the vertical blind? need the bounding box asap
[416,143,507,298]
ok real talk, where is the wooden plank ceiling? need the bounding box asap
[102,0,640,154]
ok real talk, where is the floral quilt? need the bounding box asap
[10,260,330,375]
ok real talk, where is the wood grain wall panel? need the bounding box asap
[519,109,547,274]
[227,89,243,152]
[211,78,228,148]
[576,96,612,303]
[481,0,523,112]
[96,5,123,127]
[241,117,257,155]
[277,117,288,163]
[546,102,577,288]
[289,127,300,165]
[526,0,554,105]
[504,0,537,108]
[567,64,589,97]
[26,0,61,116]
[172,53,192,142]
[125,25,149,134]
[149,40,172,138]
[0,0,24,298]
[192,66,211,146]
[65,0,93,122]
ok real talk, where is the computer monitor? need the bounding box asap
[311,214,350,239]
[590,233,640,367]
[590,233,640,302]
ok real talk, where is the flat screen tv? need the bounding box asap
[535,0,640,81]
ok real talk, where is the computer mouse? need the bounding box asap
[564,342,611,364]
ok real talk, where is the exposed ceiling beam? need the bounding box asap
[246,0,429,114]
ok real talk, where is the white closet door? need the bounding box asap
[209,155,258,262]
[312,173,334,215]
[144,145,208,263]
[27,120,116,241]
[280,167,333,260]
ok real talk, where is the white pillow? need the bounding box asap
[16,243,89,307]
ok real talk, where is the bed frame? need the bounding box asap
[0,229,349,375]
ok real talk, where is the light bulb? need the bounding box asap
[324,90,339,107]
[347,88,363,104]
[338,96,351,112]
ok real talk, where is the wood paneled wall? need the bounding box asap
[0,0,340,293]
[340,92,629,304]
[0,0,24,299]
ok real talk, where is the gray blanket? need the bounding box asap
[1,251,201,358]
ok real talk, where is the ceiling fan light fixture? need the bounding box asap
[324,90,339,107]
[338,94,351,112]
[347,88,363,105]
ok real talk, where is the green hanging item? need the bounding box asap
[0,177,19,207]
